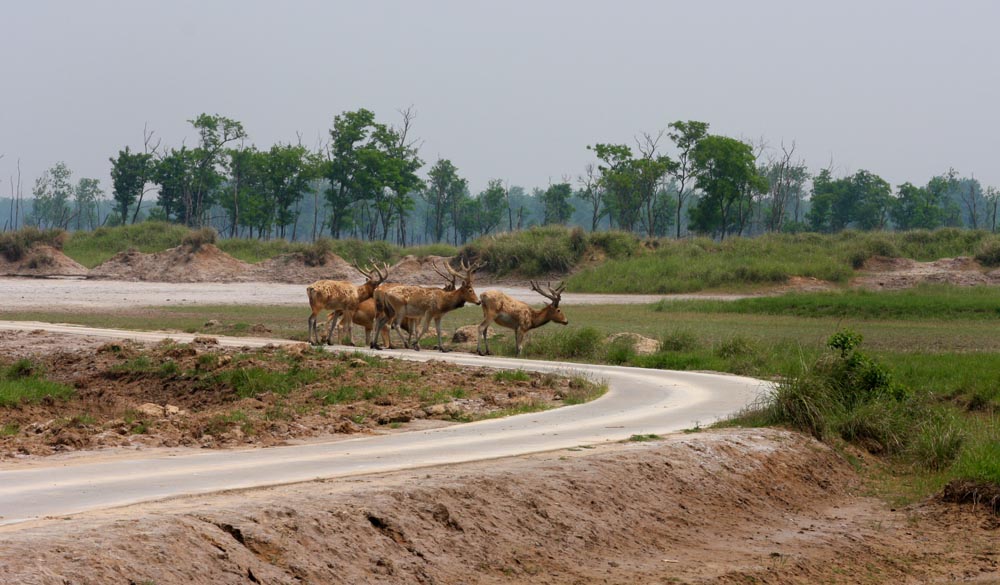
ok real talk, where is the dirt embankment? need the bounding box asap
[0,245,88,278]
[1,429,997,584]
[855,255,1000,289]
[0,330,591,459]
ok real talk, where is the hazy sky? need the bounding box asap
[2,0,998,197]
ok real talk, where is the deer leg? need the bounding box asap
[342,311,356,346]
[435,317,449,352]
[308,312,317,345]
[477,318,491,356]
[371,315,386,349]
[515,329,525,357]
[413,314,434,351]
[325,312,344,345]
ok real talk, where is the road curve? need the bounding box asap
[0,321,767,527]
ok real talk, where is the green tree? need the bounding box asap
[377,108,424,245]
[479,179,508,234]
[423,158,463,243]
[666,120,709,238]
[109,147,153,226]
[851,170,893,230]
[577,163,605,231]
[891,182,943,230]
[186,113,247,226]
[689,136,767,239]
[74,178,103,230]
[632,135,675,237]
[30,162,74,229]
[541,182,574,225]
[150,147,195,223]
[325,109,383,238]
[589,143,640,232]
[264,143,311,239]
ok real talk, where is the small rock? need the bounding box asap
[192,336,218,345]
[164,404,185,416]
[135,403,164,418]
[204,319,222,327]
[349,358,369,368]
[424,404,447,416]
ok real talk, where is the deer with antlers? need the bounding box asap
[372,258,485,352]
[477,281,568,356]
[306,260,389,345]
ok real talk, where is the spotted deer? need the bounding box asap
[372,258,485,351]
[477,281,567,356]
[306,261,389,345]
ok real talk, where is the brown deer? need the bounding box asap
[306,260,389,345]
[477,281,568,356]
[372,258,485,352]
[365,264,458,349]
[328,276,457,348]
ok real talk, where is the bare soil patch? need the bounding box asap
[88,244,253,282]
[1,429,997,584]
[250,251,356,283]
[0,331,595,460]
[854,255,1000,290]
[0,244,88,278]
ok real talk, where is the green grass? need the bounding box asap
[568,229,1000,293]
[0,359,74,406]
[0,377,75,406]
[0,227,68,262]
[654,285,1000,321]
[628,434,662,442]
[63,222,191,267]
[209,365,318,399]
[493,369,531,382]
[314,385,361,405]
[460,225,638,277]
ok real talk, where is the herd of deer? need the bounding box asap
[306,259,568,356]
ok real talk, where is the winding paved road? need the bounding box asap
[0,321,766,527]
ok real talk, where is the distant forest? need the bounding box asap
[3,110,998,243]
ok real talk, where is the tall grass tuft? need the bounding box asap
[0,227,68,262]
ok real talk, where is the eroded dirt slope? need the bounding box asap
[0,429,996,584]
[0,330,595,459]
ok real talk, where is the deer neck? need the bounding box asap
[529,305,553,330]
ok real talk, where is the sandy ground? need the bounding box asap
[0,429,997,584]
[0,276,738,310]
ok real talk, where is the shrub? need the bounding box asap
[974,238,1000,267]
[303,238,332,267]
[182,227,218,251]
[0,227,67,261]
[659,329,700,352]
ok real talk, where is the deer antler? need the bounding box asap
[530,280,565,306]
[447,256,486,280]
[354,259,390,284]
[432,261,457,286]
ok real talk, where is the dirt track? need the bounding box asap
[0,276,741,310]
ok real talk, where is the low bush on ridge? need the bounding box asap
[731,329,997,489]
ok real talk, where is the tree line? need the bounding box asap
[4,111,999,240]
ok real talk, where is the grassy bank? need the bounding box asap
[569,229,1000,293]
[11,223,999,292]
[55,223,460,268]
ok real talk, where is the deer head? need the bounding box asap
[530,280,568,325]
[445,257,486,306]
